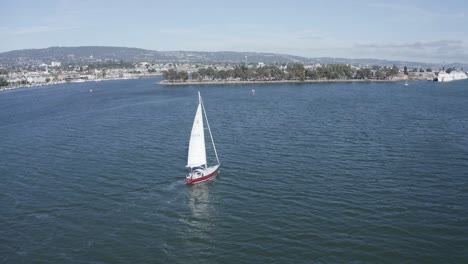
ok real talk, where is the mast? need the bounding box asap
[199,92,220,165]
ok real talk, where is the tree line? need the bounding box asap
[163,63,402,82]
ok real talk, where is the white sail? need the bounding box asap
[186,101,207,168]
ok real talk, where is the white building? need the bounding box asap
[51,61,61,67]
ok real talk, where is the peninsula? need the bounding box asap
[160,79,401,86]
[160,63,438,85]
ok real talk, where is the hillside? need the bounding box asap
[0,46,461,69]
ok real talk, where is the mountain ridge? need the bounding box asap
[0,46,464,69]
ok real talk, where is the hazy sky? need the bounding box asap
[1,0,468,63]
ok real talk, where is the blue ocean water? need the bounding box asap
[0,78,467,263]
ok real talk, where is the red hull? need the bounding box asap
[185,167,219,185]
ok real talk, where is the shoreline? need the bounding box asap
[0,75,161,93]
[159,79,411,86]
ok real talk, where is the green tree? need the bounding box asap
[163,69,188,81]
[269,65,284,79]
[256,67,268,79]
[214,70,226,79]
[305,69,319,79]
[376,70,386,79]
[0,77,8,87]
[163,69,177,80]
[198,68,207,78]
[234,65,248,80]
[246,68,257,80]
[191,72,200,80]
[287,63,305,81]
[177,71,189,81]
[390,65,399,76]
[404,66,408,75]
[356,68,372,79]
[205,67,215,79]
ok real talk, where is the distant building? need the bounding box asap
[389,73,408,80]
[58,72,79,81]
[408,71,435,81]
[81,74,96,80]
[51,61,61,67]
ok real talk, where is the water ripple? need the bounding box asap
[0,79,467,262]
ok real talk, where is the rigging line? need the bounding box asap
[199,91,220,165]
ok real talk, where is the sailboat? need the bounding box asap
[404,81,409,86]
[185,92,220,184]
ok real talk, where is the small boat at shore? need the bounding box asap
[185,92,220,184]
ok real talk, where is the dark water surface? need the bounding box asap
[1,78,467,263]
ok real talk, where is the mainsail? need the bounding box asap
[186,99,207,168]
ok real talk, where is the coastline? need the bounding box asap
[159,79,408,86]
[0,75,160,93]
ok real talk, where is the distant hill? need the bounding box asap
[0,46,316,65]
[0,46,464,69]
